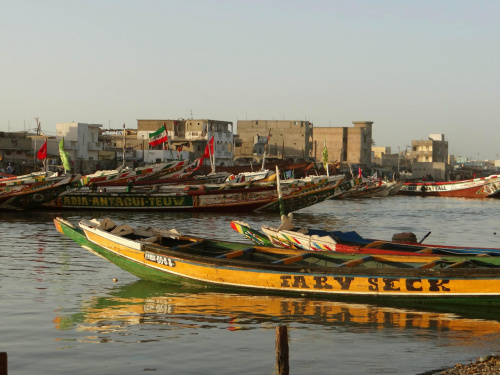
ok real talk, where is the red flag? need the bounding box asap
[37,140,47,160]
[203,136,214,158]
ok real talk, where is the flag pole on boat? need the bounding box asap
[276,165,285,218]
[121,123,126,171]
[261,130,271,171]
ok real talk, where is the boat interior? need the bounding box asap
[89,218,500,271]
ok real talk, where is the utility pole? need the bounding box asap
[121,123,126,170]
[35,117,41,135]
[398,146,400,173]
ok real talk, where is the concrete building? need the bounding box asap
[0,131,33,174]
[410,134,450,180]
[30,135,62,168]
[235,120,314,162]
[372,146,391,160]
[371,146,409,171]
[381,153,400,169]
[372,146,391,167]
[412,134,448,163]
[137,119,234,166]
[56,122,104,173]
[314,121,373,169]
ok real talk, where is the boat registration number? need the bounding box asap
[145,252,176,267]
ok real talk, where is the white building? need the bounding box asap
[56,122,103,164]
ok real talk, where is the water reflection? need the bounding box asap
[54,280,500,346]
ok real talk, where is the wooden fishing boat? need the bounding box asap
[333,177,404,199]
[373,180,405,197]
[397,174,500,198]
[0,170,56,187]
[44,174,345,213]
[81,159,205,187]
[0,170,48,182]
[484,177,500,198]
[0,171,16,179]
[226,169,273,183]
[0,173,83,211]
[230,219,500,256]
[54,217,500,304]
[197,160,315,179]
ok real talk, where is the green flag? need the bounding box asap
[322,138,329,176]
[59,138,71,172]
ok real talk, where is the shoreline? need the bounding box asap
[417,354,500,375]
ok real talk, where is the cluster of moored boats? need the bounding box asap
[2,159,500,212]
[4,158,493,307]
[0,160,347,212]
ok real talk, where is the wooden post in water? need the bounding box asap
[275,325,289,375]
[0,352,7,375]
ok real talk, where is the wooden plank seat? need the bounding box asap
[337,255,374,267]
[271,253,312,265]
[444,260,472,268]
[419,260,447,269]
[216,247,256,259]
[167,241,206,251]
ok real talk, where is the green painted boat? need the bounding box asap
[54,217,500,309]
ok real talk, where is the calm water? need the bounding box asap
[2,196,500,375]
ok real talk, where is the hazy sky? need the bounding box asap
[2,0,500,160]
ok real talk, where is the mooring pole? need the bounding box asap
[0,352,7,375]
[275,325,289,375]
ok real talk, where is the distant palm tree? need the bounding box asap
[371,139,376,146]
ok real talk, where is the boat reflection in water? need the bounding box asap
[54,280,500,344]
